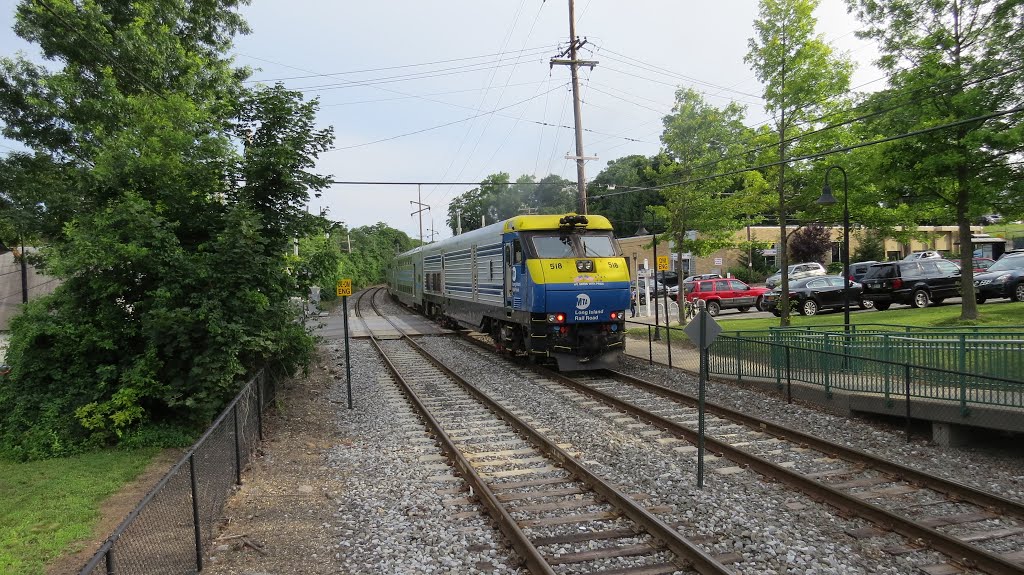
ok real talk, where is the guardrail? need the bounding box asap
[77,368,276,575]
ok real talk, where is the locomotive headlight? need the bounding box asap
[547,313,566,323]
[610,312,618,320]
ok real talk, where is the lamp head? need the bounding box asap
[817,183,837,206]
[635,225,649,236]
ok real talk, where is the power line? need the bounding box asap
[238,45,557,84]
[327,83,568,151]
[589,105,1024,200]
[285,57,551,93]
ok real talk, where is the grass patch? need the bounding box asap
[718,301,1024,333]
[0,448,158,575]
[983,222,1024,238]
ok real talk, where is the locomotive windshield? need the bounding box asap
[526,230,620,258]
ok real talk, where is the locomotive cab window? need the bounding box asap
[531,235,576,259]
[513,240,524,264]
[579,231,619,257]
[527,230,621,259]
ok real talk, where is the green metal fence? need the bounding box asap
[707,333,1024,413]
[721,326,1024,383]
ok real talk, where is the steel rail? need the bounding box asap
[369,335,557,575]
[396,334,731,575]
[536,366,1024,575]
[603,368,1024,522]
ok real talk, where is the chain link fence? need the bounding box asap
[77,368,277,575]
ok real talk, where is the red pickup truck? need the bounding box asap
[684,278,768,316]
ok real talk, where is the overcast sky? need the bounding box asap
[0,0,882,242]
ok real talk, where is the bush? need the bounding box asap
[827,261,844,275]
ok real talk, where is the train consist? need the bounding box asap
[387,214,630,370]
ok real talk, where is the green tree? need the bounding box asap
[446,172,575,234]
[589,154,664,237]
[846,0,1024,319]
[0,0,330,459]
[746,0,853,324]
[338,223,415,290]
[852,230,886,262]
[656,88,771,321]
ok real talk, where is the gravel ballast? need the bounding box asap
[204,296,1022,574]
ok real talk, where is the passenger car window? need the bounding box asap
[863,264,895,279]
[900,262,922,279]
[828,277,846,288]
[936,260,959,273]
[729,280,747,291]
[714,280,730,291]
[919,261,939,274]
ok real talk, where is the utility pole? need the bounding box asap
[456,209,462,236]
[410,183,430,245]
[551,0,597,215]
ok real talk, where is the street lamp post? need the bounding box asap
[635,219,660,340]
[817,165,850,330]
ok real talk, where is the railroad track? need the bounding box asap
[354,288,736,574]
[457,332,1024,574]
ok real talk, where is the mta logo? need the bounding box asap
[576,294,591,310]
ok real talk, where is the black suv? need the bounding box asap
[974,253,1024,303]
[860,260,961,310]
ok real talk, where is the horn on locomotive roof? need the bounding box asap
[558,214,589,228]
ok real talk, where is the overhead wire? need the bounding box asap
[422,0,532,206]
[238,45,558,84]
[327,82,568,151]
[589,104,1024,200]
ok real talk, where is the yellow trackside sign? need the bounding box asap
[337,279,352,297]
[657,256,669,271]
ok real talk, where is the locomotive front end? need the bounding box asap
[513,214,631,370]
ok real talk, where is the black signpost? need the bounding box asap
[683,299,722,488]
[338,279,353,409]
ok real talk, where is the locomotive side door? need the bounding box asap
[503,242,513,309]
[503,236,524,311]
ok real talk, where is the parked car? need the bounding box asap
[859,259,961,310]
[684,278,769,316]
[945,257,995,273]
[848,261,878,283]
[974,252,1024,303]
[762,275,872,316]
[681,273,723,295]
[764,262,827,289]
[902,250,943,261]
[978,214,1003,225]
[655,271,679,288]
[626,276,667,302]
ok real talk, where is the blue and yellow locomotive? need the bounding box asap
[387,213,631,370]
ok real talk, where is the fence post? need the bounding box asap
[647,325,653,365]
[904,363,912,443]
[189,453,203,572]
[958,334,968,416]
[256,374,264,442]
[233,404,242,486]
[785,345,793,404]
[823,332,832,398]
[735,336,742,383]
[883,334,892,405]
[105,548,114,575]
[666,322,673,369]
[774,331,782,391]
